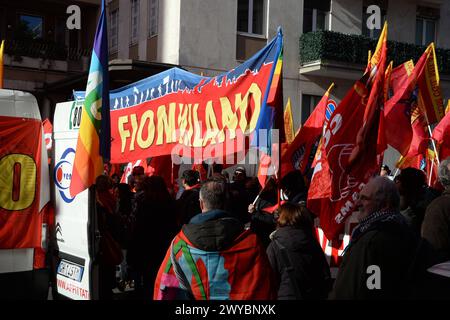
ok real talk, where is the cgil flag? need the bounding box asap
[280,83,335,181]
[70,0,110,197]
[308,25,387,240]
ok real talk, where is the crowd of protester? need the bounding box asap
[94,159,450,300]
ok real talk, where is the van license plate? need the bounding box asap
[57,260,84,282]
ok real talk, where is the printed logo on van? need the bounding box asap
[54,148,76,203]
[69,100,84,130]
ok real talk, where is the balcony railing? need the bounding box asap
[300,31,450,75]
[3,39,91,62]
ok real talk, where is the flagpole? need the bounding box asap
[427,124,440,166]
[393,168,400,178]
[421,104,440,166]
[428,158,434,186]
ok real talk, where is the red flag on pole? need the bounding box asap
[281,83,335,180]
[308,26,387,240]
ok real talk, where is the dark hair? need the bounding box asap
[132,165,145,176]
[280,170,306,199]
[182,170,200,187]
[199,179,226,210]
[141,175,172,203]
[96,174,113,193]
[115,183,133,214]
[277,202,313,229]
[212,163,223,174]
[396,167,426,196]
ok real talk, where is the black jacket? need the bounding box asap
[175,187,201,228]
[329,213,417,299]
[266,226,332,300]
[182,209,245,251]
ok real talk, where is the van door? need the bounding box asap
[0,89,50,299]
[53,100,99,300]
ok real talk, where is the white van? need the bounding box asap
[0,89,50,299]
[52,99,100,300]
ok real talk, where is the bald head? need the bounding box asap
[357,176,400,221]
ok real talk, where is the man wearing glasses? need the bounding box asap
[329,176,417,299]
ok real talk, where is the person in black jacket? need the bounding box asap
[329,176,418,299]
[250,170,308,248]
[175,170,201,229]
[266,202,331,300]
[127,175,177,299]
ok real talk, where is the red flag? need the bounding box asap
[109,163,121,177]
[308,31,387,240]
[257,150,272,189]
[192,163,208,181]
[394,90,429,170]
[416,43,444,125]
[433,108,450,149]
[383,60,416,155]
[42,119,53,151]
[385,44,444,156]
[120,159,148,183]
[347,39,387,179]
[147,155,177,188]
[281,83,335,180]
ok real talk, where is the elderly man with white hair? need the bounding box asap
[329,176,417,299]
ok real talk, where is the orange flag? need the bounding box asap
[284,98,295,144]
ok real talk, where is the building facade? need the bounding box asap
[2,0,449,158]
[106,0,450,133]
[0,0,101,118]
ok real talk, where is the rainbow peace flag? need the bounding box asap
[70,0,110,197]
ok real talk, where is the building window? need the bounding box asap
[237,0,265,36]
[55,17,66,46]
[130,0,139,44]
[301,94,322,124]
[149,0,158,37]
[303,0,330,33]
[110,9,118,52]
[415,6,439,46]
[17,14,43,40]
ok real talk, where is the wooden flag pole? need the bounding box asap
[428,158,434,186]
[427,124,440,166]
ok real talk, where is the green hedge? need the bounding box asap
[300,30,450,74]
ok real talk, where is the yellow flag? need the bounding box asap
[0,40,4,89]
[284,97,295,144]
[366,22,388,75]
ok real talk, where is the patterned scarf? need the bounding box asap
[346,209,405,251]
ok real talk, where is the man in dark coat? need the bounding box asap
[422,158,450,262]
[329,176,417,299]
[175,170,201,228]
[419,158,450,299]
